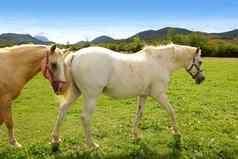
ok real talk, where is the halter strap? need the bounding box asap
[43,51,67,84]
[186,57,202,79]
[43,51,54,81]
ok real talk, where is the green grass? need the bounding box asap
[0,58,238,159]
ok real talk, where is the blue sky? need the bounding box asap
[0,0,237,43]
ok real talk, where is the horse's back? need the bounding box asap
[72,47,114,68]
[0,45,47,98]
[71,47,152,98]
[71,47,114,95]
[0,49,13,82]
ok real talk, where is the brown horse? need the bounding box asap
[0,44,67,147]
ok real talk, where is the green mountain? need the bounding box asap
[211,29,238,39]
[1,28,238,46]
[128,27,192,40]
[91,36,115,43]
[83,27,238,44]
[0,33,48,45]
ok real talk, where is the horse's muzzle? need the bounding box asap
[195,72,205,84]
[52,81,67,95]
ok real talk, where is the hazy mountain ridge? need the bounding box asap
[75,27,238,44]
[91,36,114,43]
[34,35,50,42]
[0,33,49,45]
[210,29,238,39]
[128,27,192,40]
[0,27,238,45]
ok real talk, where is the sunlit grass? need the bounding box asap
[0,58,238,159]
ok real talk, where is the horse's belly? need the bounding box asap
[103,64,151,98]
[103,88,143,99]
[103,80,150,99]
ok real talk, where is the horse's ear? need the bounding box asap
[196,47,200,54]
[50,44,57,53]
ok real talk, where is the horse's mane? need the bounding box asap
[1,44,47,52]
[142,44,176,57]
[143,43,175,52]
[142,44,196,55]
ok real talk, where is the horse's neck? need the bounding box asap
[11,47,46,84]
[174,48,194,71]
[168,54,191,74]
[143,48,180,73]
[142,45,195,75]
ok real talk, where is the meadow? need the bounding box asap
[0,58,238,159]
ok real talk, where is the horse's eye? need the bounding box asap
[51,63,57,70]
[199,61,202,65]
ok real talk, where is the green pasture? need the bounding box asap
[0,58,238,159]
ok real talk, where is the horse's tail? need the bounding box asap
[57,52,80,104]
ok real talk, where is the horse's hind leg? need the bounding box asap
[132,96,147,140]
[0,95,21,148]
[81,95,98,148]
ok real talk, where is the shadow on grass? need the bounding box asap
[52,136,182,159]
[0,135,182,159]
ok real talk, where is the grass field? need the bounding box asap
[0,58,238,159]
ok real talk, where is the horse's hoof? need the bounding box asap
[170,127,181,136]
[51,143,60,152]
[132,131,142,142]
[174,133,181,141]
[51,138,62,144]
[88,142,100,149]
[10,142,22,148]
[173,134,181,149]
[132,136,142,142]
[173,131,181,139]
[174,132,181,137]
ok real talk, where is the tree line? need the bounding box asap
[1,32,238,57]
[63,32,238,57]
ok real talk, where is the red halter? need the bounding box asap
[42,52,67,95]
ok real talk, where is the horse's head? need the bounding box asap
[185,47,205,84]
[41,45,68,95]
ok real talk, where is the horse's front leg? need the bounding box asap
[81,96,98,149]
[0,106,4,133]
[51,90,79,150]
[0,95,21,148]
[155,93,180,135]
[51,102,72,145]
[132,96,147,141]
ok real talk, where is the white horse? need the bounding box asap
[51,44,205,149]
